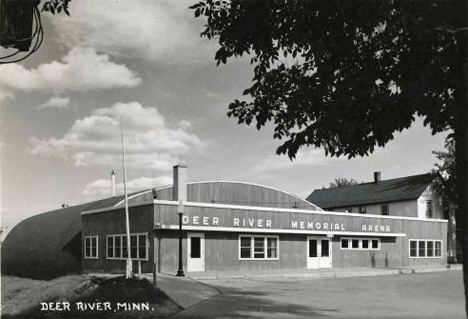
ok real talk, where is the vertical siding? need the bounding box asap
[81,205,154,274]
[156,182,319,210]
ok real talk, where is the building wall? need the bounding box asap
[329,200,418,218]
[153,203,447,272]
[81,205,154,274]
[417,186,444,219]
[82,202,447,275]
[153,222,447,274]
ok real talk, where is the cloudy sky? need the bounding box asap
[1,0,448,233]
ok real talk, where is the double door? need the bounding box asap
[307,237,332,269]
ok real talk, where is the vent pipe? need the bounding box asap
[111,170,116,196]
[374,171,381,183]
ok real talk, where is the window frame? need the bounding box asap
[381,203,389,216]
[84,235,98,259]
[340,237,381,250]
[358,205,366,214]
[408,239,443,259]
[238,235,279,261]
[426,200,433,219]
[106,233,148,261]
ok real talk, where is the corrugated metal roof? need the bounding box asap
[1,194,129,279]
[306,173,435,209]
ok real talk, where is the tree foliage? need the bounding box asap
[190,0,467,159]
[432,139,457,211]
[327,177,361,188]
[41,0,71,16]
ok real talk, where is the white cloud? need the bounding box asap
[48,0,215,63]
[38,96,70,109]
[83,176,172,196]
[28,102,205,170]
[0,47,141,94]
[253,148,347,173]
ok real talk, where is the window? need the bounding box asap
[362,239,369,249]
[240,237,251,258]
[340,238,380,250]
[254,237,265,259]
[84,236,98,259]
[409,240,443,258]
[372,239,379,249]
[309,239,317,257]
[239,235,279,260]
[341,238,349,249]
[435,241,442,257]
[107,233,148,260]
[426,200,433,219]
[427,241,434,257]
[381,203,389,215]
[410,241,417,257]
[418,241,426,257]
[359,205,366,214]
[267,238,278,258]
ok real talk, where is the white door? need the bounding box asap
[187,232,205,272]
[307,237,332,269]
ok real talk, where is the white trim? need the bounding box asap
[340,237,381,250]
[408,239,443,259]
[238,234,279,260]
[157,225,406,237]
[106,232,149,261]
[180,201,448,222]
[82,198,448,224]
[84,235,98,259]
[113,189,153,207]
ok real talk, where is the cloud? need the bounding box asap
[0,47,141,95]
[28,102,205,170]
[253,148,347,173]
[48,0,215,63]
[83,176,172,196]
[38,96,70,109]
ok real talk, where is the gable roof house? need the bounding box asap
[307,172,458,261]
[307,172,444,219]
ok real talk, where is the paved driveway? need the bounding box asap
[175,271,464,319]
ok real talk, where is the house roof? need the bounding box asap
[306,173,436,209]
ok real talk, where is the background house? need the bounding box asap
[307,172,457,262]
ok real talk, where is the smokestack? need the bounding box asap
[374,171,381,183]
[173,165,187,202]
[111,170,116,196]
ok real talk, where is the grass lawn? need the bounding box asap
[2,274,181,318]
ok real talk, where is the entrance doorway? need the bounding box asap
[187,232,205,272]
[307,237,332,269]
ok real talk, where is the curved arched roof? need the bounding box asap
[114,180,322,211]
[1,196,126,279]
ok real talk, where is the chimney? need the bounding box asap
[173,165,187,202]
[374,171,381,183]
[111,170,116,196]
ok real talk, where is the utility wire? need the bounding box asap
[0,7,44,64]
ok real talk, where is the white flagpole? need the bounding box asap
[121,116,133,278]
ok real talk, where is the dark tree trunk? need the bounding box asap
[454,105,468,316]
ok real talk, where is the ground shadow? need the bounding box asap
[177,283,340,318]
